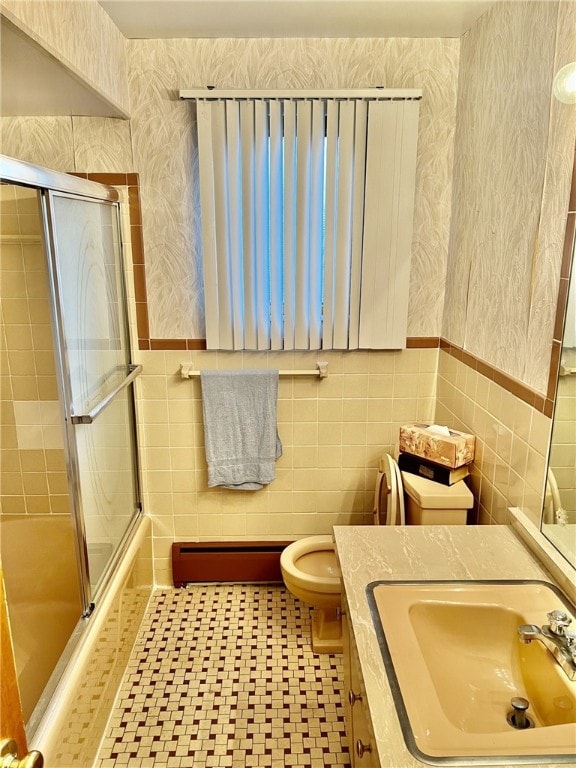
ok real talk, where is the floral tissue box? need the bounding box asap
[399,423,475,469]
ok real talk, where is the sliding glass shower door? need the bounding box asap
[43,191,141,603]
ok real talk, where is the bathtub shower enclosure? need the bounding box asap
[0,156,142,734]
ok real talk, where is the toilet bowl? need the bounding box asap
[280,453,474,654]
[280,535,342,654]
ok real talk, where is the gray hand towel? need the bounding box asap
[200,370,282,490]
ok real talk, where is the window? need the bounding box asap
[188,89,420,351]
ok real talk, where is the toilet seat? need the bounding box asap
[373,453,405,526]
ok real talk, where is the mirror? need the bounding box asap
[542,229,576,568]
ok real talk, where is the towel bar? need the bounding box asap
[180,361,328,379]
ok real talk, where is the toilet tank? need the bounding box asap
[401,472,473,525]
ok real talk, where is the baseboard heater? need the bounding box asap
[172,541,292,586]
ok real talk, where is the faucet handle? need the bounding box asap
[565,631,576,662]
[564,632,576,665]
[547,610,572,636]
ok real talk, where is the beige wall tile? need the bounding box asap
[435,349,552,532]
[0,496,26,514]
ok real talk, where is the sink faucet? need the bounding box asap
[518,610,576,681]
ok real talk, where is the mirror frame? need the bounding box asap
[541,149,576,564]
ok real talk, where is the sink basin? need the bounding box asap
[367,580,576,764]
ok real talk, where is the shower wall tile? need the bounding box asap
[0,186,69,516]
[133,347,438,585]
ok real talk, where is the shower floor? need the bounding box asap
[96,584,351,768]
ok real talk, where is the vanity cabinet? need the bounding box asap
[342,598,377,767]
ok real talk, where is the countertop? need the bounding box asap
[333,524,576,768]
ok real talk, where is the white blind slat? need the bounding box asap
[212,101,233,349]
[283,100,296,350]
[295,100,312,350]
[333,101,355,349]
[254,100,270,349]
[225,101,245,349]
[348,101,368,349]
[394,101,420,341]
[269,101,284,350]
[322,100,339,350]
[240,101,258,349]
[309,100,325,350]
[196,101,220,347]
[360,100,395,348]
[387,102,404,340]
[360,100,419,348]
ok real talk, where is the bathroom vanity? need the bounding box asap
[334,525,576,768]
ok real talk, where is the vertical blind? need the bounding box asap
[185,89,421,351]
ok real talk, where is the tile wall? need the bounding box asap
[0,184,70,516]
[435,350,551,527]
[133,347,438,586]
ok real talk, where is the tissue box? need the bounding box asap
[399,423,475,469]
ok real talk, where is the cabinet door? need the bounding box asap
[341,607,354,754]
[343,603,376,767]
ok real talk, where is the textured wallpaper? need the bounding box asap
[525,0,576,391]
[2,5,573,396]
[0,117,75,171]
[0,116,134,173]
[0,0,130,114]
[127,37,460,340]
[443,0,576,394]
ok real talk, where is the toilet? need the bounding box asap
[280,535,342,654]
[280,453,474,653]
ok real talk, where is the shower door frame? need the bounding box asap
[42,188,143,612]
[0,154,143,615]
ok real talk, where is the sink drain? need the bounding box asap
[506,697,534,730]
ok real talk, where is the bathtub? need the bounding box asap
[27,514,153,768]
[1,514,84,723]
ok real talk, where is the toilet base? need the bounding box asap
[310,606,343,654]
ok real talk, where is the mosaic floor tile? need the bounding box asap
[96,584,351,768]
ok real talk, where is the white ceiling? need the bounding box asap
[98,0,495,39]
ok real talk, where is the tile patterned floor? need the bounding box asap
[97,584,351,768]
